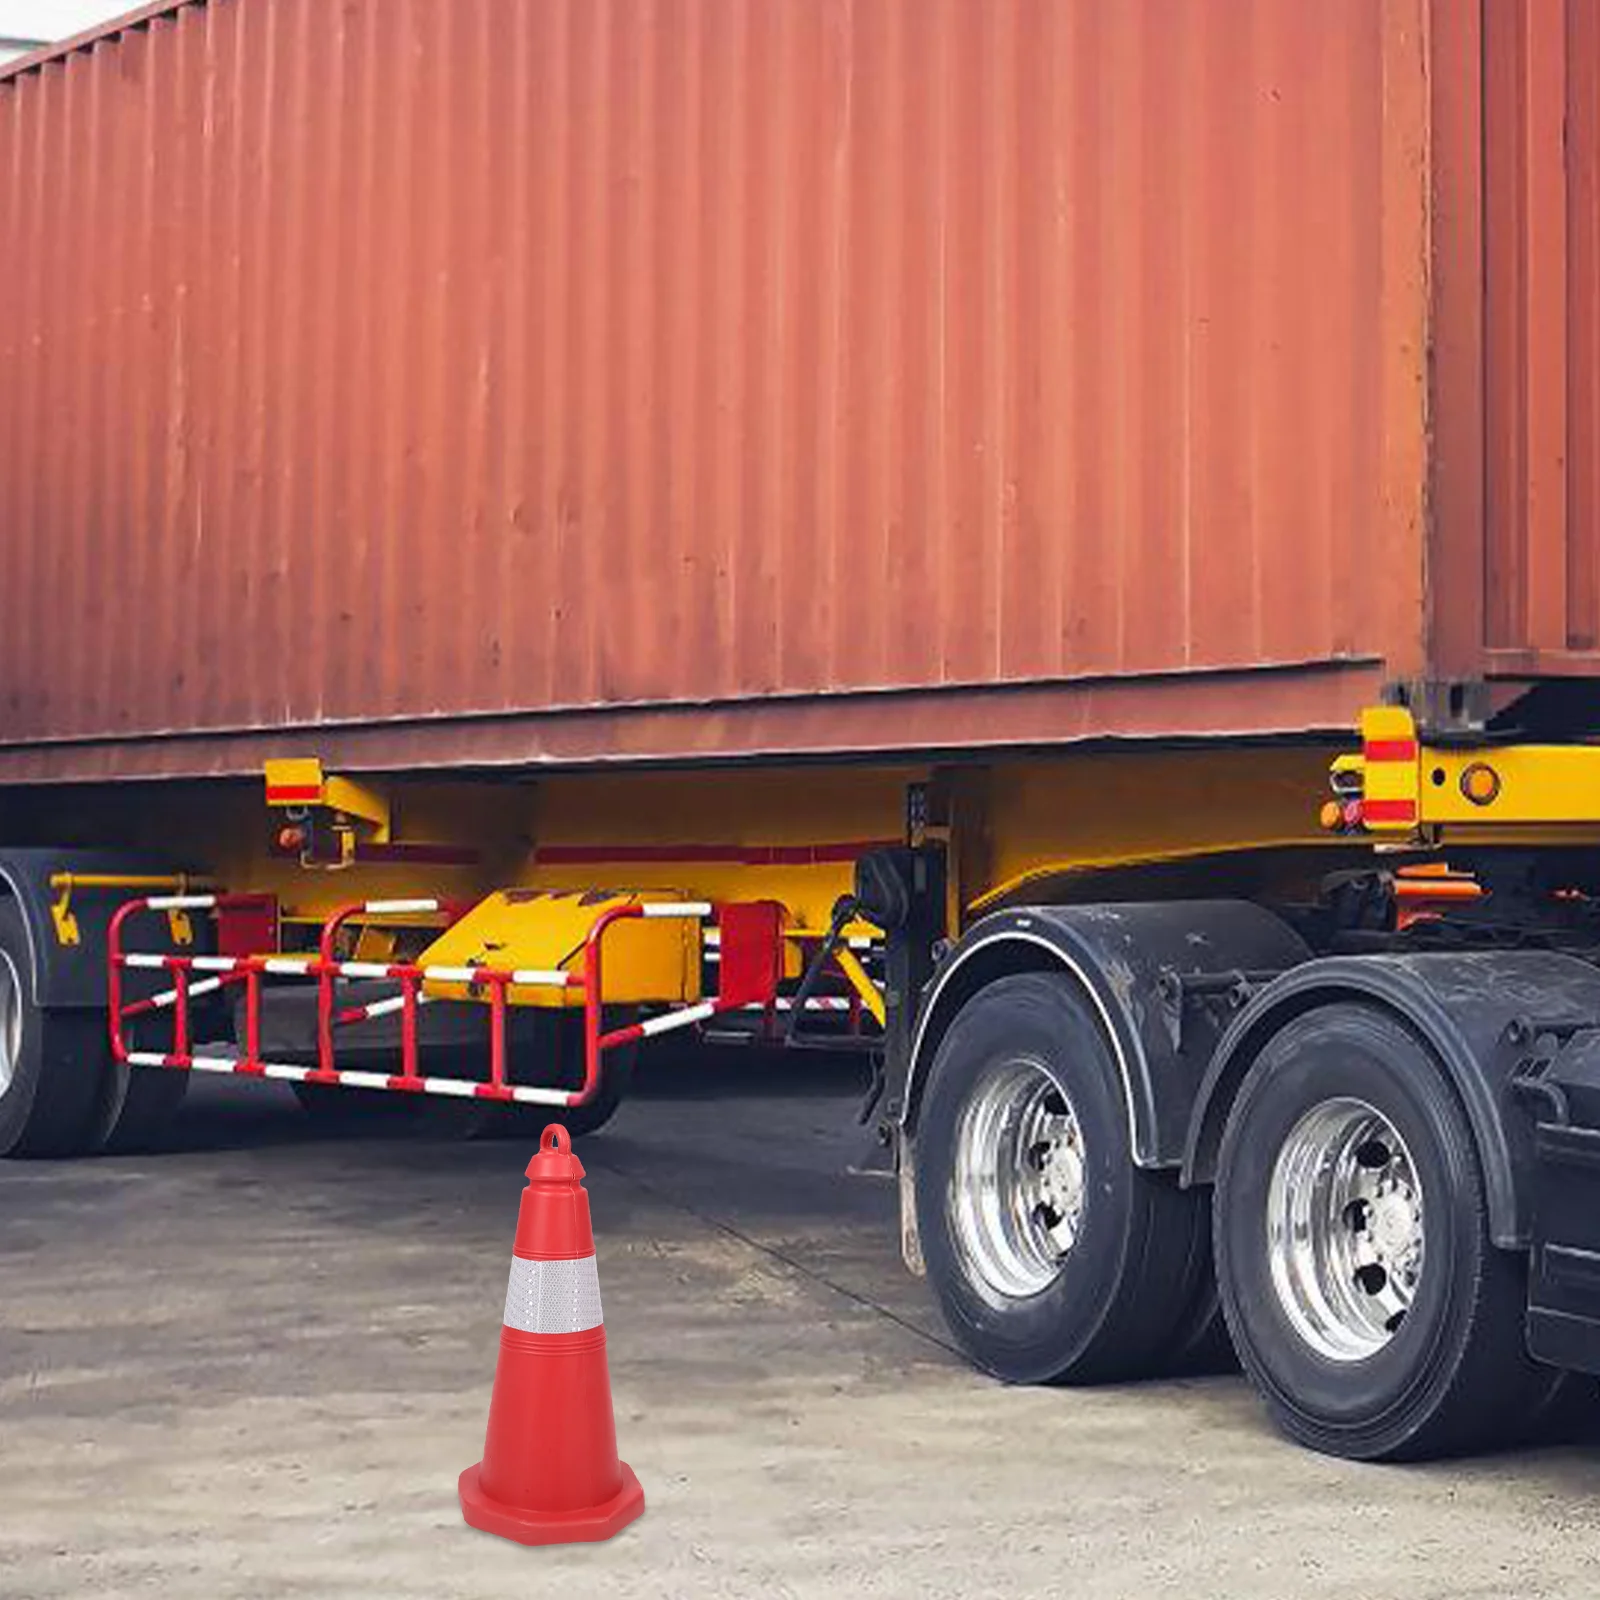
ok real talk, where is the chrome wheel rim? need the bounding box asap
[0,949,21,1099]
[950,1056,1086,1303]
[1266,1096,1424,1362]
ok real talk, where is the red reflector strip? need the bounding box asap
[1363,740,1418,763]
[265,785,323,804]
[1360,799,1418,824]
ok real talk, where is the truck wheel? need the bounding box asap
[410,1010,635,1141]
[1213,1002,1551,1460]
[0,899,104,1158]
[915,972,1208,1384]
[92,1055,189,1153]
[531,1042,634,1138]
[1162,1250,1238,1376]
[292,1080,412,1127]
[1519,1370,1599,1445]
[90,1003,193,1153]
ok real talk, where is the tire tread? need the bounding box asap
[1215,1001,1549,1460]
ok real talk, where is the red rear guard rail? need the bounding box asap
[106,895,783,1108]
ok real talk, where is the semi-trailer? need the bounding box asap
[5,0,1600,1460]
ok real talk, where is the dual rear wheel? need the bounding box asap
[1213,1003,1562,1459]
[916,975,1568,1459]
[0,898,184,1158]
[915,973,1219,1386]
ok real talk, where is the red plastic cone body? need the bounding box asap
[459,1125,644,1545]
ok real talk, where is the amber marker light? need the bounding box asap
[1460,763,1501,806]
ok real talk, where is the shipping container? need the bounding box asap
[4,0,1574,783]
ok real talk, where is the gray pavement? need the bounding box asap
[2,1048,1599,1600]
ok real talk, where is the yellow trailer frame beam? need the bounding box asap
[1331,706,1600,846]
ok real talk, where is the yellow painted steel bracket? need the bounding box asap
[264,759,392,838]
[833,945,887,1029]
[49,872,207,947]
[1325,706,1600,844]
[0,851,211,1010]
[264,759,393,868]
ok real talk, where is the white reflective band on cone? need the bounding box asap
[503,1253,604,1335]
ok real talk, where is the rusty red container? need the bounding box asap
[0,0,1591,783]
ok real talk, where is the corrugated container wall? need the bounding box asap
[1428,0,1600,685]
[0,0,1497,782]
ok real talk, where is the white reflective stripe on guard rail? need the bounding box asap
[124,954,580,985]
[420,1076,480,1098]
[505,1084,573,1106]
[640,902,712,918]
[149,976,225,1008]
[145,895,218,911]
[161,1052,315,1083]
[338,1070,393,1092]
[638,1001,718,1038]
[416,966,575,986]
[362,899,442,916]
[124,1052,578,1106]
[346,992,435,1023]
[408,1076,571,1108]
[741,997,852,1012]
[189,1057,245,1076]
[503,1254,604,1335]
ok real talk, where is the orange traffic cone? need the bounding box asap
[459,1125,645,1545]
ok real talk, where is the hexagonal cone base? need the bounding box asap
[458,1461,644,1547]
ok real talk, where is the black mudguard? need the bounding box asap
[902,901,1310,1168]
[0,848,195,1009]
[1184,950,1600,1251]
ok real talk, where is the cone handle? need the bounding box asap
[542,1124,571,1154]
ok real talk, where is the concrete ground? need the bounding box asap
[2,1048,1599,1600]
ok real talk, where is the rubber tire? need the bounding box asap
[915,972,1211,1385]
[0,899,105,1158]
[1525,1373,1600,1446]
[1213,1002,1553,1460]
[1162,1239,1239,1376]
[92,1052,189,1153]
[408,1010,635,1141]
[291,1080,409,1128]
[85,1002,192,1153]
[527,1045,633,1140]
